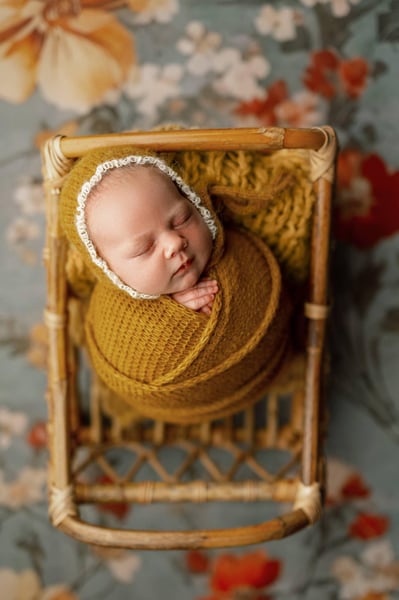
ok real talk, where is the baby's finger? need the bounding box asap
[182,293,215,311]
[197,278,218,288]
[199,301,214,315]
[173,282,218,303]
[189,280,218,296]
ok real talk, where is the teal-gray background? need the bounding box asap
[1,1,399,598]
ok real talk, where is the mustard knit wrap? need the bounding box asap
[85,227,291,423]
[60,144,294,424]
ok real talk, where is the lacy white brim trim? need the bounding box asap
[75,154,218,300]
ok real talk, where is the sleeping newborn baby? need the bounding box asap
[85,158,218,314]
[60,146,292,424]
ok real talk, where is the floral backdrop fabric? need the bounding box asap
[1,0,399,599]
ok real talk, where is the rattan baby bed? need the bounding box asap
[41,126,337,550]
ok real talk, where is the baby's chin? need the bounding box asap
[129,268,202,296]
[185,266,204,285]
[170,271,201,294]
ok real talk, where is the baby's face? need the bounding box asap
[86,167,213,296]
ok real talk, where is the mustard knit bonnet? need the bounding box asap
[59,145,224,299]
[59,145,292,424]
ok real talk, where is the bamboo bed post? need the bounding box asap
[299,126,337,509]
[41,137,77,527]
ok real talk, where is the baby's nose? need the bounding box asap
[164,232,187,259]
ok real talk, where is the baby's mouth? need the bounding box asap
[174,258,193,276]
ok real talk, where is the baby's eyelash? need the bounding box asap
[173,211,192,227]
[131,242,154,257]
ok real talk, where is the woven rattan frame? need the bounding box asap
[41,126,337,550]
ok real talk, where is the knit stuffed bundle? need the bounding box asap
[59,142,313,424]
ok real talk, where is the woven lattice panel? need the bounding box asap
[70,380,304,506]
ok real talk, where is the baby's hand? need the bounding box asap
[171,279,219,315]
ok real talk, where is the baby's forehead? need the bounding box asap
[89,163,181,202]
[93,162,159,188]
[85,163,189,229]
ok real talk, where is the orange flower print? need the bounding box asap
[274,89,323,127]
[210,550,281,593]
[234,80,289,126]
[357,594,390,600]
[42,588,79,600]
[0,0,136,112]
[338,57,370,99]
[303,49,369,99]
[127,0,178,24]
[234,79,323,127]
[334,149,399,248]
[349,512,389,540]
[26,322,48,370]
[27,420,48,450]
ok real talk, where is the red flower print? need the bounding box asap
[234,80,289,125]
[96,475,131,520]
[334,149,399,248]
[27,420,48,449]
[210,550,281,592]
[303,49,369,99]
[348,512,389,540]
[341,474,370,499]
[186,550,210,574]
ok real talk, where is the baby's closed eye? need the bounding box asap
[127,240,154,258]
[173,209,192,228]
